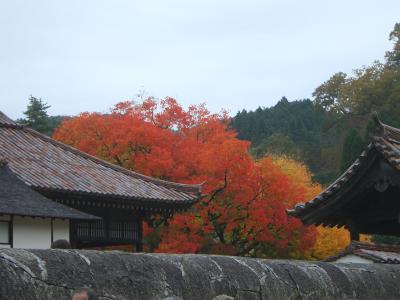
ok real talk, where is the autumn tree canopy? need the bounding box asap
[54,97,321,258]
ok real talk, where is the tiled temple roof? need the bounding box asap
[287,112,400,225]
[0,111,201,206]
[0,111,18,127]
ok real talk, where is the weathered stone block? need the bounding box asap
[0,249,399,299]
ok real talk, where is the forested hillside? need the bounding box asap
[231,98,371,184]
[231,98,338,184]
[231,23,400,186]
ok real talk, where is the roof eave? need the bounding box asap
[36,186,201,208]
[0,211,101,221]
[287,143,379,225]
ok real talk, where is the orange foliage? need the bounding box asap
[54,98,318,257]
[360,234,372,244]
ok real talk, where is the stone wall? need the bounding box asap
[0,248,399,299]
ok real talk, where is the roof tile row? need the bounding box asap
[326,241,400,264]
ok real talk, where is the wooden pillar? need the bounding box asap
[135,242,143,252]
[347,220,360,241]
[50,218,54,245]
[136,215,143,252]
[9,215,14,248]
[69,220,78,249]
[350,230,360,241]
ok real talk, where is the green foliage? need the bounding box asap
[312,72,348,113]
[232,97,325,145]
[19,96,64,136]
[313,24,400,117]
[340,129,364,172]
[24,96,50,128]
[386,22,400,66]
[47,116,65,134]
[251,133,300,159]
[372,234,400,245]
[20,96,51,134]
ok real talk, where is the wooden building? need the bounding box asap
[288,113,400,241]
[0,111,201,250]
[0,159,98,249]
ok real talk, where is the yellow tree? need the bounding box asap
[306,226,350,260]
[271,156,352,260]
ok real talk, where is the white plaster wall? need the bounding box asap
[53,219,69,241]
[13,217,51,249]
[13,217,70,249]
[335,254,373,264]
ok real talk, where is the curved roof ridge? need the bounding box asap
[287,142,375,218]
[0,111,21,128]
[372,111,400,141]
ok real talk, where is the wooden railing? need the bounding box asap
[73,220,139,243]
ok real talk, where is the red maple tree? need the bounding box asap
[54,97,316,257]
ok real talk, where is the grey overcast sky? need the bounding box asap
[0,0,399,119]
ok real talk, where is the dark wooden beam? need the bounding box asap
[10,216,13,248]
[350,230,360,241]
[355,222,400,236]
[136,212,143,252]
[50,218,54,244]
[340,211,398,223]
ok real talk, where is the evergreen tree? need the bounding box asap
[22,96,52,134]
